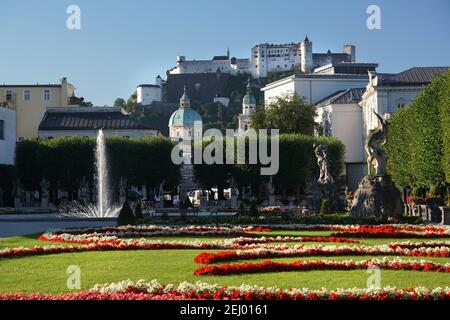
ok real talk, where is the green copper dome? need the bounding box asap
[168,88,202,127]
[243,78,256,105]
[168,108,202,127]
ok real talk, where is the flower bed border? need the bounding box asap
[1,279,449,300]
[194,257,450,276]
[194,242,450,264]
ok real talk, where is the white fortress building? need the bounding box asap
[136,75,165,105]
[168,37,356,78]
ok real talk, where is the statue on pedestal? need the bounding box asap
[308,144,340,212]
[365,111,388,176]
[350,111,403,218]
[40,179,50,209]
[313,143,334,183]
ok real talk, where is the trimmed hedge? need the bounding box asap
[193,134,345,197]
[15,136,180,198]
[385,69,450,193]
[385,107,414,188]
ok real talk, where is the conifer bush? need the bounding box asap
[117,201,136,226]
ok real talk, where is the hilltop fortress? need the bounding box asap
[168,36,356,78]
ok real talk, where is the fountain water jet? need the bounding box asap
[96,129,110,217]
[58,129,120,218]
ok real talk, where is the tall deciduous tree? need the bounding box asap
[113,98,126,108]
[250,93,317,135]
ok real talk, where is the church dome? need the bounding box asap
[168,108,202,127]
[242,78,256,105]
[168,88,202,127]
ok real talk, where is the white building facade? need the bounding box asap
[315,88,366,190]
[360,67,449,137]
[261,73,370,106]
[0,105,16,165]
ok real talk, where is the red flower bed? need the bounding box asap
[2,283,450,300]
[193,258,450,276]
[194,245,450,265]
[331,232,450,239]
[230,236,360,246]
[0,292,187,300]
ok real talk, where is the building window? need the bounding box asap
[23,90,31,101]
[0,120,4,140]
[5,91,13,101]
[43,89,50,101]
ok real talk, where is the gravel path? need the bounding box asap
[0,220,115,238]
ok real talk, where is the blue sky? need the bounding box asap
[0,0,449,106]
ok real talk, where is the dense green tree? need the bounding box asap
[250,93,317,135]
[113,98,126,108]
[125,91,138,112]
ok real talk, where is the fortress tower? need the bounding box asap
[300,36,313,73]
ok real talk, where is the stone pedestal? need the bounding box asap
[307,181,340,213]
[199,194,207,209]
[439,206,450,225]
[231,194,238,209]
[41,197,49,209]
[350,175,403,218]
[14,197,21,209]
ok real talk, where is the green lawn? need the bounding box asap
[0,230,449,294]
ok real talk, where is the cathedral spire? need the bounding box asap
[242,77,256,107]
[179,86,190,108]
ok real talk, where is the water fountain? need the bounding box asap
[58,129,120,218]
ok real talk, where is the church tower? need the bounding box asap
[238,78,256,134]
[300,36,313,73]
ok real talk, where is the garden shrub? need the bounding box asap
[117,201,136,226]
[179,197,192,210]
[320,198,331,214]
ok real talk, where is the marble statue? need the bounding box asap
[313,144,334,183]
[350,111,403,217]
[365,111,388,176]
